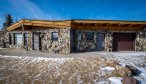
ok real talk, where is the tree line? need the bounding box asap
[1,14,13,31]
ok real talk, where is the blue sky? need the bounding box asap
[0,0,146,29]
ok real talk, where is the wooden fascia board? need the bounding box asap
[74,25,143,31]
[7,20,23,31]
[23,21,71,28]
[7,20,71,31]
[73,20,146,25]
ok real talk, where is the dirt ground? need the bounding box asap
[0,48,146,84]
[0,55,145,84]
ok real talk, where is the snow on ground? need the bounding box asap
[108,77,122,84]
[0,48,6,49]
[0,55,73,63]
[0,52,146,83]
[98,52,146,56]
[0,55,110,83]
[103,52,146,84]
[100,67,115,71]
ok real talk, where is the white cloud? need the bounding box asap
[9,0,63,20]
[0,17,4,30]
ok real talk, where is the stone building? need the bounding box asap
[0,31,9,48]
[7,19,146,54]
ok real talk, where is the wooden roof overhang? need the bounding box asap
[7,19,71,31]
[71,20,146,31]
[7,19,146,31]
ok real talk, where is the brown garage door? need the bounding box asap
[113,33,135,51]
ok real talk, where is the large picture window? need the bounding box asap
[14,33,22,45]
[86,32,94,41]
[51,32,58,41]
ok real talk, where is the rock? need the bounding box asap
[106,60,118,67]
[122,77,138,84]
[125,65,141,76]
[113,65,132,77]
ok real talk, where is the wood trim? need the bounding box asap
[7,20,71,31]
[7,19,146,31]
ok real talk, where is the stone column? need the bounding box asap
[104,31,113,52]
[135,31,145,51]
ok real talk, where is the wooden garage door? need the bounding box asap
[113,33,135,51]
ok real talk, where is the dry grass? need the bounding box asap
[0,56,130,84]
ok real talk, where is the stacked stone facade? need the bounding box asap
[40,28,70,54]
[8,28,70,54]
[135,31,145,51]
[8,29,146,54]
[104,31,113,52]
[73,30,97,52]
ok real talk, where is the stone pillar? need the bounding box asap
[104,31,113,52]
[135,31,145,51]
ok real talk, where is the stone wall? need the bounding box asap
[8,29,146,53]
[73,30,97,52]
[8,31,32,49]
[0,31,8,48]
[135,31,145,51]
[72,30,113,52]
[39,28,70,54]
[104,31,113,52]
[8,28,70,54]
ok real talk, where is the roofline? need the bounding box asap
[7,19,146,31]
[71,19,146,23]
[12,18,146,23]
[21,19,71,22]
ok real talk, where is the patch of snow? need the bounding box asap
[96,81,107,84]
[77,75,83,84]
[100,67,115,71]
[59,79,62,84]
[0,48,6,49]
[108,77,122,84]
[111,52,146,56]
[133,66,146,83]
[98,52,146,57]
[0,55,73,63]
[105,54,146,84]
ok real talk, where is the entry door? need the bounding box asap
[33,33,41,50]
[96,32,104,51]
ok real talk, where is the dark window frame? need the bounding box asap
[51,32,58,41]
[86,32,94,41]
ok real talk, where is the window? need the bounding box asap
[24,33,29,45]
[14,33,22,45]
[51,32,58,41]
[86,32,94,41]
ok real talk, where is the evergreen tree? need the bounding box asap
[2,14,13,30]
